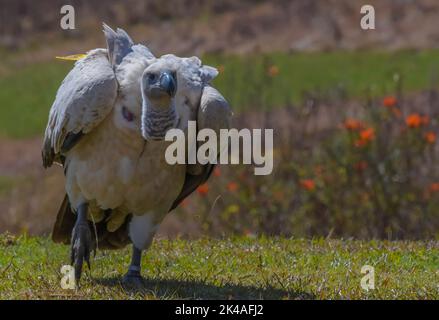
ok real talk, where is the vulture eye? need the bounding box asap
[147,73,157,83]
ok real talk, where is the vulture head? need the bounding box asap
[140,60,178,140]
[101,24,220,143]
[140,54,219,140]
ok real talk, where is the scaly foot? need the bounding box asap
[122,267,144,288]
[70,203,93,285]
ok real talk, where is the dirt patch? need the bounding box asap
[0,137,62,234]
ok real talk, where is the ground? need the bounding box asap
[0,233,437,299]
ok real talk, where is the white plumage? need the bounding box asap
[42,24,231,284]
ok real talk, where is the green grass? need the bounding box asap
[0,233,437,299]
[0,176,16,195]
[0,62,71,139]
[206,50,439,110]
[2,50,439,138]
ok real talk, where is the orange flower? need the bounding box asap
[354,161,368,172]
[267,65,279,77]
[424,131,436,144]
[405,113,422,128]
[217,65,225,74]
[213,167,221,177]
[429,183,439,193]
[300,179,315,191]
[360,127,375,141]
[354,139,367,147]
[354,127,375,147]
[197,183,209,196]
[383,96,397,107]
[343,118,363,131]
[227,182,238,192]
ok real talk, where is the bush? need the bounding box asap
[177,76,439,239]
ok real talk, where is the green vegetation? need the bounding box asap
[0,176,16,195]
[0,233,437,299]
[0,62,71,138]
[196,91,439,239]
[2,51,439,138]
[206,50,439,109]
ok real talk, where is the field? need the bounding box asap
[1,0,439,301]
[2,50,439,138]
[0,233,437,299]
[1,50,439,239]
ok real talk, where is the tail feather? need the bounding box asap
[52,195,76,244]
[51,194,131,249]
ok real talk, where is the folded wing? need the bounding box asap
[170,85,232,211]
[42,49,118,167]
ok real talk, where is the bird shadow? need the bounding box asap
[93,276,314,299]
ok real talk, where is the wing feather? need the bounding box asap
[170,86,232,211]
[198,85,232,137]
[42,49,117,167]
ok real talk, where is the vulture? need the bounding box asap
[42,24,232,285]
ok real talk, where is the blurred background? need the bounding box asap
[0,0,438,239]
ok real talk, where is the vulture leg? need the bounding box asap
[122,246,144,286]
[70,202,93,284]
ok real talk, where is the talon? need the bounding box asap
[122,270,144,288]
[70,203,94,285]
[71,222,92,282]
[122,246,144,289]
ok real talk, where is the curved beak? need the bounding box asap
[159,71,176,97]
[146,71,176,99]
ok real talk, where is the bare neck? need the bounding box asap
[141,101,177,140]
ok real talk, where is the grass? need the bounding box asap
[2,50,439,138]
[0,62,71,139]
[0,233,437,299]
[206,50,439,109]
[0,176,16,196]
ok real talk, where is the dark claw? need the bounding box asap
[122,270,144,288]
[122,245,143,289]
[70,221,94,284]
